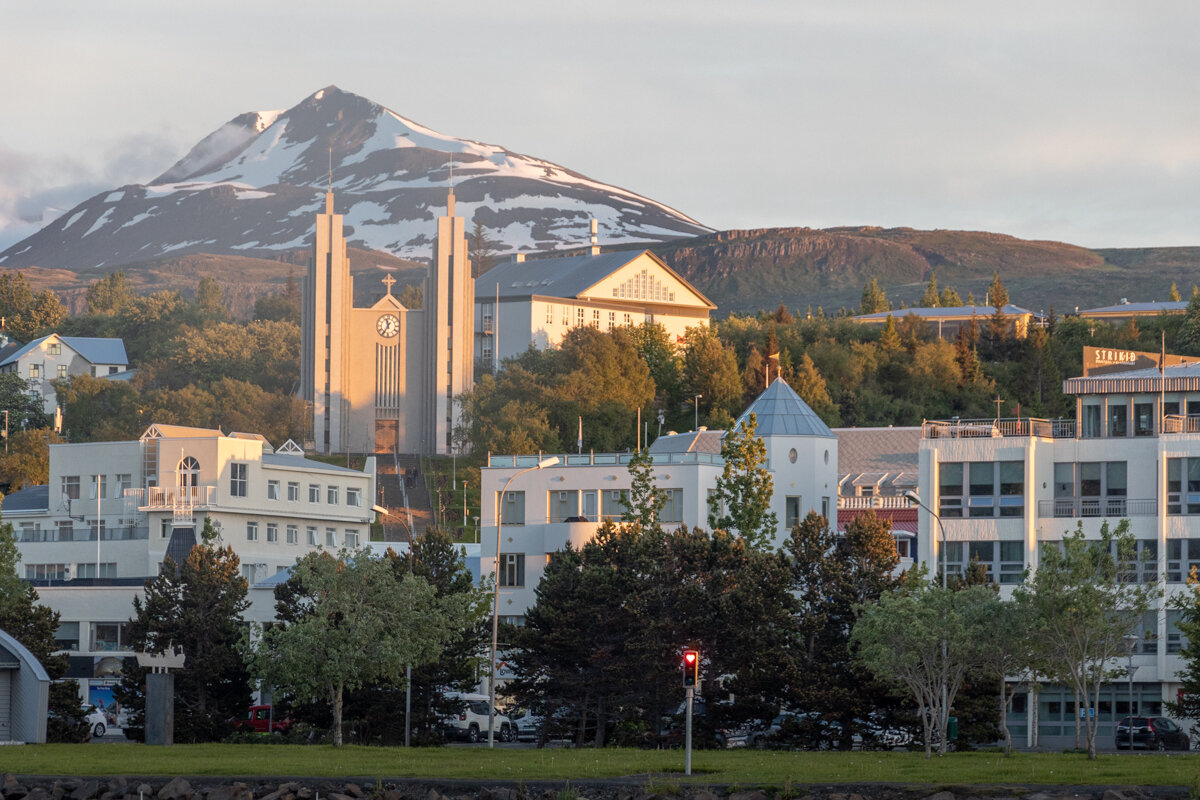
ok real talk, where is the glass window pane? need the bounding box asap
[1106,462,1127,497]
[1189,459,1200,493]
[1080,463,1101,496]
[1109,404,1127,436]
[999,461,1023,495]
[1054,463,1075,498]
[939,463,963,494]
[969,463,994,495]
[1168,458,1182,492]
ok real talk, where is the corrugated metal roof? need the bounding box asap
[733,378,835,438]
[1,484,48,513]
[1079,300,1188,315]
[850,304,1039,322]
[1064,360,1200,394]
[833,426,921,474]
[477,251,646,300]
[0,335,127,368]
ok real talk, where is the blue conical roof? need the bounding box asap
[732,377,835,438]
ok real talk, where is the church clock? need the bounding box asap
[377,314,399,338]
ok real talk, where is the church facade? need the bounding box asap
[301,190,474,455]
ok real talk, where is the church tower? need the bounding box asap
[302,192,352,454]
[424,189,475,454]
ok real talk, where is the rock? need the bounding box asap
[425,790,443,800]
[295,791,313,800]
[72,783,101,800]
[107,781,128,798]
[136,785,154,800]
[342,787,363,800]
[4,774,29,800]
[158,780,192,800]
[924,793,956,800]
[693,792,720,800]
[728,792,769,800]
[383,792,402,800]
[258,790,284,800]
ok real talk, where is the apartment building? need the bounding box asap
[4,423,376,707]
[915,346,1199,748]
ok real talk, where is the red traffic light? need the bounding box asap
[682,649,699,688]
[683,650,698,666]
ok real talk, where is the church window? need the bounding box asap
[624,313,632,326]
[546,305,553,324]
[608,311,615,329]
[592,309,600,328]
[576,308,585,327]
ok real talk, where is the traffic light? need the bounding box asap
[682,649,699,688]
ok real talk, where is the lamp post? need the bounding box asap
[1123,632,1138,751]
[693,394,702,431]
[904,488,950,754]
[489,455,559,747]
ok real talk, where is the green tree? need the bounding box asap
[919,272,941,308]
[469,220,501,276]
[86,271,135,315]
[939,286,963,307]
[399,283,423,310]
[1177,288,1200,354]
[116,519,252,742]
[0,520,89,742]
[859,278,888,314]
[0,372,49,430]
[878,314,902,351]
[681,325,743,424]
[0,273,67,341]
[253,270,301,324]
[256,548,469,746]
[708,413,777,549]
[1165,575,1200,737]
[975,595,1037,756]
[852,573,997,757]
[987,271,1009,310]
[1014,521,1161,759]
[0,429,62,491]
[1170,282,1182,302]
[194,276,230,322]
[623,448,666,527]
[791,353,838,425]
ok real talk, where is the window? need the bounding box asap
[266,523,278,543]
[1168,609,1188,654]
[499,553,525,587]
[61,475,80,500]
[546,305,553,325]
[1167,539,1200,582]
[959,541,1024,584]
[601,489,628,520]
[548,490,579,523]
[608,311,615,329]
[309,484,320,503]
[1114,539,1158,584]
[1083,404,1102,438]
[24,563,68,581]
[91,622,129,651]
[287,482,300,501]
[1167,457,1200,514]
[306,526,317,546]
[230,463,248,497]
[286,524,298,544]
[562,307,570,326]
[1134,402,1154,436]
[1108,404,1127,437]
[785,496,801,529]
[325,528,337,547]
[47,342,61,356]
[29,364,40,378]
[623,313,632,326]
[327,486,339,505]
[115,474,132,497]
[482,340,493,363]
[241,564,259,584]
[57,364,67,378]
[500,490,525,525]
[346,487,362,507]
[246,522,258,541]
[822,497,830,520]
[941,542,966,580]
[76,562,116,579]
[499,615,526,627]
[576,307,585,327]
[267,480,280,501]
[939,461,1024,518]
[660,489,683,525]
[592,309,600,328]
[54,621,79,651]
[344,530,359,547]
[89,474,107,500]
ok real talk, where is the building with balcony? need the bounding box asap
[915,346,1200,749]
[850,305,1045,340]
[479,377,837,621]
[835,425,920,567]
[474,250,715,368]
[0,334,129,417]
[3,423,376,708]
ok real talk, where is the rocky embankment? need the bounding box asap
[1,775,1190,800]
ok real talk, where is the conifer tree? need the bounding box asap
[987,271,1009,309]
[919,272,941,308]
[859,278,888,314]
[709,413,777,549]
[879,314,902,351]
[939,286,963,307]
[1170,282,1182,302]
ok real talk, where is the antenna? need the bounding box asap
[449,154,455,189]
[328,146,332,193]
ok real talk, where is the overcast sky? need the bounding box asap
[2,1,1198,252]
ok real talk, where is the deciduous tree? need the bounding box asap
[708,413,777,550]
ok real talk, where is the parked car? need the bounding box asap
[444,693,514,743]
[239,704,292,734]
[84,706,108,738]
[1115,716,1190,750]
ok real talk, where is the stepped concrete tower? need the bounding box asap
[302,190,473,455]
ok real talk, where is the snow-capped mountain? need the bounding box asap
[0,86,711,270]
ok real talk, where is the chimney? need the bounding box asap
[589,219,600,255]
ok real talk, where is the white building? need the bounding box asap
[915,346,1200,748]
[0,334,129,416]
[479,378,838,621]
[4,423,375,706]
[474,250,715,367]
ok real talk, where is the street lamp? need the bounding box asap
[489,455,559,747]
[1123,632,1138,751]
[693,394,702,431]
[904,488,950,754]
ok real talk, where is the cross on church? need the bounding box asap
[381,274,396,295]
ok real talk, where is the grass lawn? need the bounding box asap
[3,746,1198,787]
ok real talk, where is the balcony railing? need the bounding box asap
[1162,414,1200,434]
[923,417,1076,439]
[838,495,913,510]
[141,484,217,510]
[1037,497,1157,518]
[18,525,149,543]
[488,452,725,468]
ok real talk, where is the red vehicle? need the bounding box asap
[241,705,292,734]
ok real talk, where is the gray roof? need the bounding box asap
[833,426,921,475]
[0,335,127,368]
[1079,300,1188,315]
[476,251,647,301]
[1,484,49,513]
[648,429,725,455]
[733,378,835,438]
[851,304,1040,322]
[261,452,365,475]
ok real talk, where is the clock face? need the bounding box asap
[377,314,399,338]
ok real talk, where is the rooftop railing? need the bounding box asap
[487,452,725,469]
[1162,414,1200,434]
[922,417,1076,439]
[837,496,914,510]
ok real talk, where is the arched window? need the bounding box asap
[177,456,200,500]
